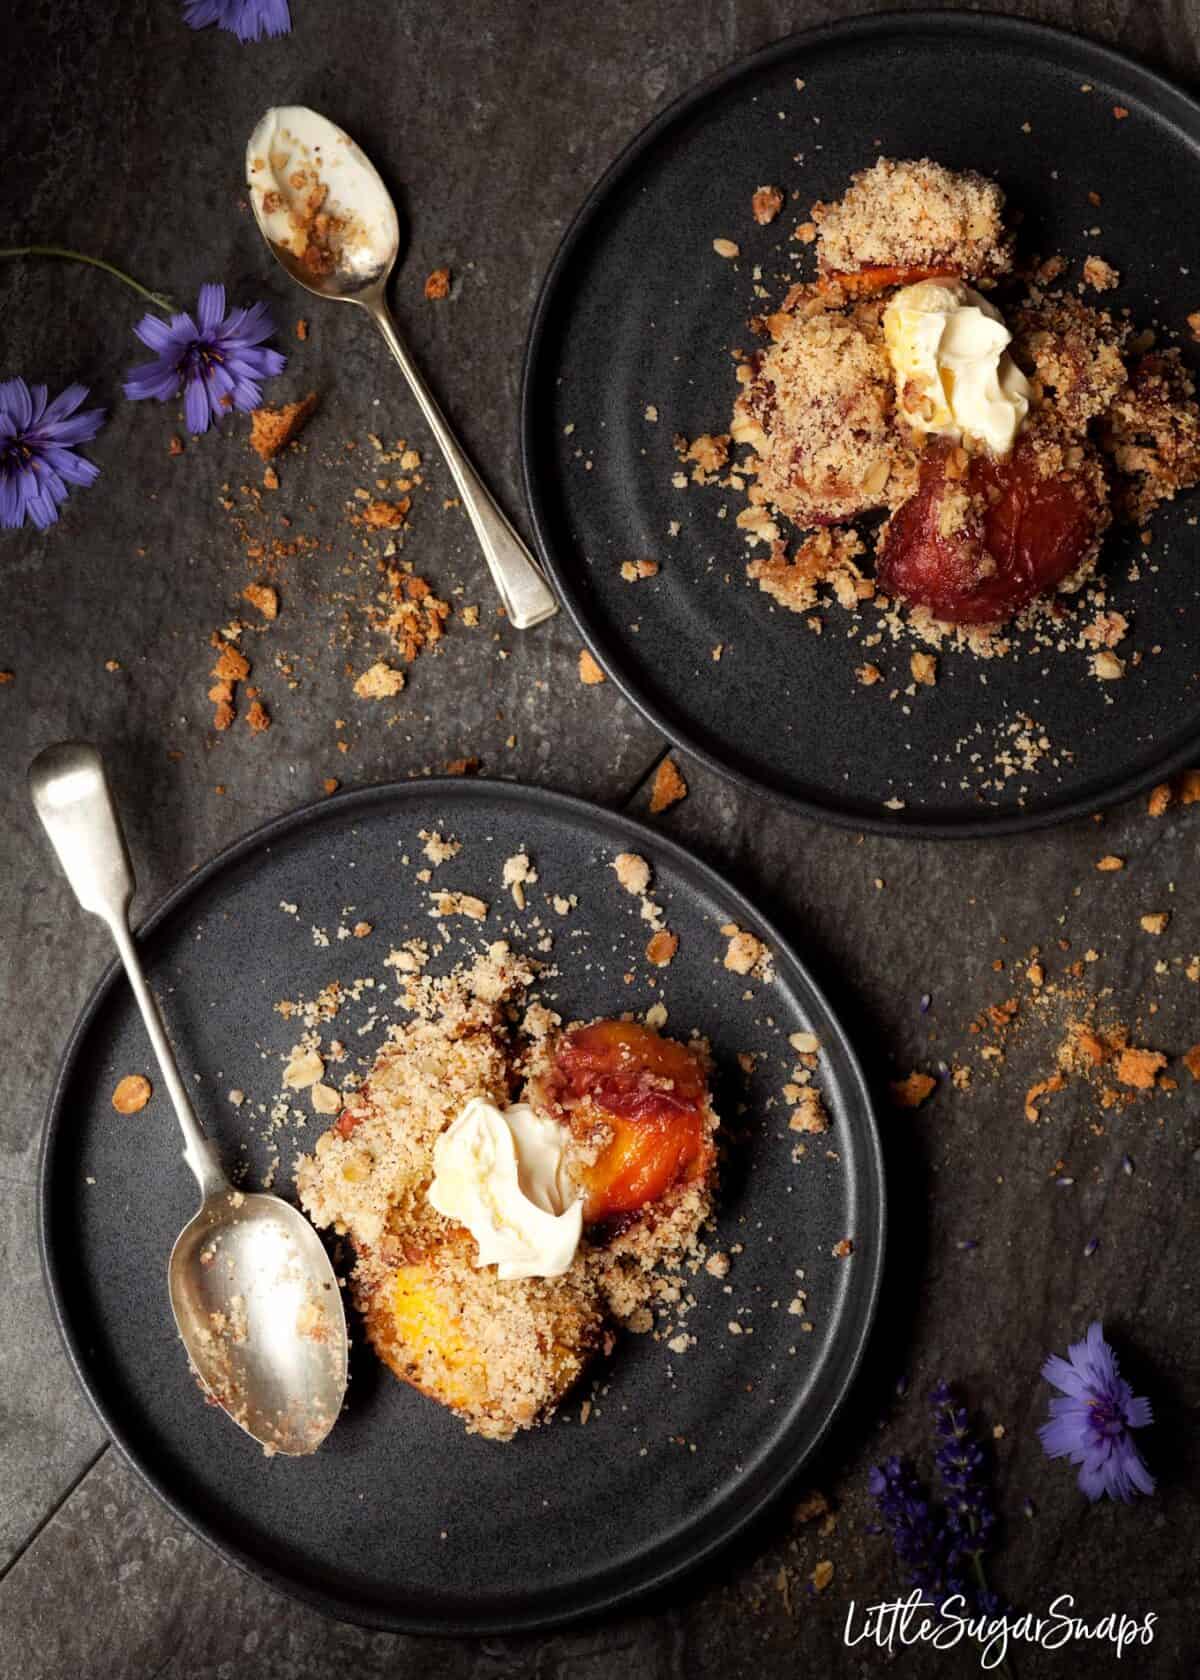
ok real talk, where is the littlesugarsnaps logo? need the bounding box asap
[843,1591,1157,1670]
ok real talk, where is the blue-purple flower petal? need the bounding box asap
[181,0,291,43]
[124,284,286,435]
[1039,1320,1154,1502]
[0,376,105,530]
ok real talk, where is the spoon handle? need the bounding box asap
[29,742,228,1202]
[365,298,558,630]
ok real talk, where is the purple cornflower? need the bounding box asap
[180,0,291,42]
[1039,1321,1154,1502]
[0,379,105,530]
[124,285,285,435]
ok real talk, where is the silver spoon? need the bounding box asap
[245,104,558,631]
[30,741,348,1457]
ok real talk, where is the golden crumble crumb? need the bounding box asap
[249,391,317,460]
[323,777,340,794]
[1183,1044,1200,1080]
[353,921,373,938]
[788,1088,828,1134]
[1115,1046,1166,1088]
[429,891,488,921]
[1140,912,1169,934]
[211,641,250,684]
[713,238,740,259]
[1096,855,1124,871]
[831,1238,853,1260]
[649,757,688,814]
[262,465,280,491]
[811,1560,835,1592]
[112,1074,152,1114]
[311,1083,341,1115]
[1082,255,1120,292]
[361,498,409,530]
[242,583,278,620]
[723,928,766,975]
[856,663,883,687]
[1179,769,1200,804]
[578,649,606,685]
[646,929,678,967]
[752,185,784,225]
[424,267,451,300]
[354,661,406,699]
[1147,782,1173,817]
[296,318,308,340]
[890,1071,936,1108]
[168,434,184,456]
[245,699,271,734]
[444,756,480,777]
[910,652,937,686]
[1112,105,1129,119]
[612,852,651,896]
[1092,651,1125,680]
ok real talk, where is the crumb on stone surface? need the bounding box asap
[242,583,278,620]
[354,661,406,699]
[249,391,317,460]
[649,757,688,814]
[890,1071,936,1108]
[424,267,451,300]
[752,185,784,225]
[578,649,606,685]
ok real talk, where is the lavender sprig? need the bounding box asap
[931,1382,1002,1610]
[868,1455,967,1611]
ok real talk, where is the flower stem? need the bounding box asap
[972,1555,1016,1680]
[0,246,173,311]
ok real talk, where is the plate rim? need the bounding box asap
[520,9,1200,840]
[38,774,886,1635]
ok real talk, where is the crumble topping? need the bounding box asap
[810,157,1012,278]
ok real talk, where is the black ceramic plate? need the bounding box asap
[40,780,883,1634]
[522,14,1200,836]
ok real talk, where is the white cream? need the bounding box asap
[245,106,397,279]
[883,280,1031,458]
[427,1097,582,1281]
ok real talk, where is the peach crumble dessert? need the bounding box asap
[726,156,1200,629]
[295,945,718,1439]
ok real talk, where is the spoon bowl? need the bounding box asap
[246,106,398,303]
[169,1190,346,1456]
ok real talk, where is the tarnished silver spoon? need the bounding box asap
[246,104,558,631]
[30,742,348,1456]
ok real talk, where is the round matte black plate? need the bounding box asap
[40,780,883,1633]
[522,14,1200,836]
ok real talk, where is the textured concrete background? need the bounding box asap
[1,2,1197,1676]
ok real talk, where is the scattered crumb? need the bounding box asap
[1096,855,1124,872]
[249,391,317,460]
[752,185,784,225]
[242,583,278,620]
[354,661,406,699]
[613,853,651,896]
[713,238,740,259]
[1140,912,1169,935]
[1115,1047,1167,1088]
[1082,255,1120,292]
[578,649,606,685]
[649,757,688,814]
[424,267,451,300]
[890,1071,936,1108]
[646,930,679,967]
[111,1074,152,1114]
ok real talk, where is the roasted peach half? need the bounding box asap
[546,1020,713,1230]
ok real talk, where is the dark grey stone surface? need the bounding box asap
[1,1,1197,1676]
